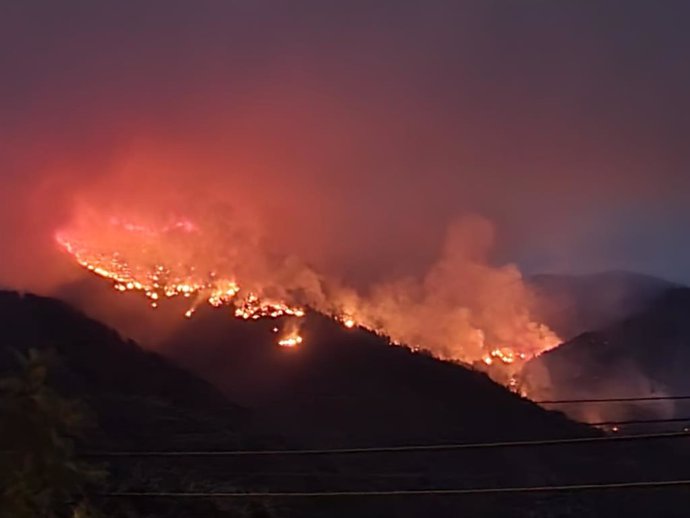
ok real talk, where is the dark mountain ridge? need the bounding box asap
[2,289,689,517]
[0,290,246,448]
[163,308,588,446]
[524,287,690,423]
[528,270,677,340]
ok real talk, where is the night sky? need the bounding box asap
[1,0,689,293]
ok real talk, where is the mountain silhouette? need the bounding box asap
[524,287,690,425]
[0,290,246,449]
[529,271,676,340]
[1,289,689,517]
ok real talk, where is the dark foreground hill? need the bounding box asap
[524,287,690,425]
[0,290,247,449]
[528,271,676,340]
[163,309,586,446]
[160,305,690,517]
[1,290,689,517]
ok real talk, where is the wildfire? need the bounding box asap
[278,332,303,348]
[340,315,356,329]
[54,211,561,383]
[234,293,305,320]
[54,220,306,326]
[275,319,304,348]
[482,347,527,366]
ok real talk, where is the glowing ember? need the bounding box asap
[278,333,303,348]
[342,317,356,329]
[276,319,304,348]
[482,347,528,366]
[234,294,305,320]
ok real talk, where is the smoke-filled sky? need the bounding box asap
[2,0,690,294]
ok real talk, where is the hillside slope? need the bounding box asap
[0,290,246,448]
[1,290,688,517]
[164,309,586,446]
[524,288,690,423]
[158,305,690,517]
[528,271,676,340]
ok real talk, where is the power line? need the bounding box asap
[588,417,690,427]
[100,479,690,498]
[84,430,689,458]
[537,396,690,404]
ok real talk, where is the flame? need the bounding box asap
[340,315,356,329]
[277,319,303,348]
[55,211,561,388]
[482,347,527,366]
[278,332,303,348]
[55,219,305,323]
[234,293,305,320]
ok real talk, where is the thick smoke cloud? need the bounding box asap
[333,216,559,362]
[56,201,556,364]
[2,0,690,304]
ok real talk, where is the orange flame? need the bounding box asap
[55,212,561,387]
[278,332,303,348]
[55,220,305,324]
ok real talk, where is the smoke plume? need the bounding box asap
[54,198,558,366]
[2,1,690,375]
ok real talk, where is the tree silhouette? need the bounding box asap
[0,349,103,518]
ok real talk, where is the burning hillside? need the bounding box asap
[55,205,561,383]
